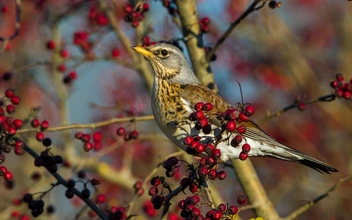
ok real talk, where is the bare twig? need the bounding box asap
[282,174,352,220]
[205,0,265,62]
[17,115,155,133]
[258,93,336,125]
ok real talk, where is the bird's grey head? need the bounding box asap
[132,43,200,85]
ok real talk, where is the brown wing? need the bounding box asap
[180,84,232,127]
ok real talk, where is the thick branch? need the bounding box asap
[232,159,280,219]
[174,0,218,92]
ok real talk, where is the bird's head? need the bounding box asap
[132,43,200,85]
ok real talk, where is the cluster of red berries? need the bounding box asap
[269,1,282,9]
[31,118,50,147]
[199,17,211,33]
[330,73,352,99]
[34,149,63,173]
[123,2,149,28]
[148,174,170,209]
[116,127,139,142]
[188,102,214,135]
[162,0,177,16]
[88,5,109,26]
[219,105,255,161]
[74,132,99,152]
[204,46,217,61]
[73,31,95,60]
[133,180,145,196]
[22,193,46,217]
[162,156,179,178]
[141,36,156,47]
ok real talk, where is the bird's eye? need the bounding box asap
[160,49,169,57]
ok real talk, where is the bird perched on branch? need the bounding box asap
[132,43,338,174]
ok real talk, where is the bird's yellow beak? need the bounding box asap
[131,46,153,57]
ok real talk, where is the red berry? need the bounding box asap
[238,112,249,122]
[0,166,7,174]
[178,200,185,209]
[6,104,15,114]
[14,140,23,148]
[96,194,105,203]
[148,186,158,196]
[207,157,217,166]
[242,143,251,153]
[184,136,194,145]
[237,195,246,205]
[13,119,23,128]
[208,169,217,180]
[5,88,14,98]
[41,120,49,130]
[195,143,205,153]
[212,148,221,159]
[36,132,45,141]
[57,64,66,72]
[131,21,139,28]
[239,152,248,161]
[204,102,213,111]
[231,135,243,147]
[297,103,306,111]
[68,71,77,80]
[236,126,246,134]
[217,170,226,180]
[31,119,40,128]
[228,205,238,214]
[150,176,161,186]
[7,126,16,135]
[189,183,198,193]
[198,166,208,176]
[142,3,149,11]
[124,4,133,13]
[226,121,236,132]
[93,132,102,142]
[84,142,93,152]
[343,91,352,99]
[224,109,237,121]
[60,49,69,58]
[195,102,205,111]
[111,48,120,57]
[46,40,56,50]
[197,117,208,128]
[4,171,13,181]
[217,203,227,212]
[212,210,222,220]
[130,130,139,139]
[201,17,210,25]
[194,110,205,119]
[116,127,126,136]
[245,105,255,116]
[330,80,338,88]
[336,73,344,82]
[336,89,343,97]
[10,95,20,105]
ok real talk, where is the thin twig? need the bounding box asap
[258,93,336,125]
[17,115,155,133]
[282,174,352,220]
[205,0,265,62]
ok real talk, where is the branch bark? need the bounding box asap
[174,0,218,92]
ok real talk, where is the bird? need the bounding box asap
[132,43,338,174]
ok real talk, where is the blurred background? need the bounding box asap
[0,0,351,219]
